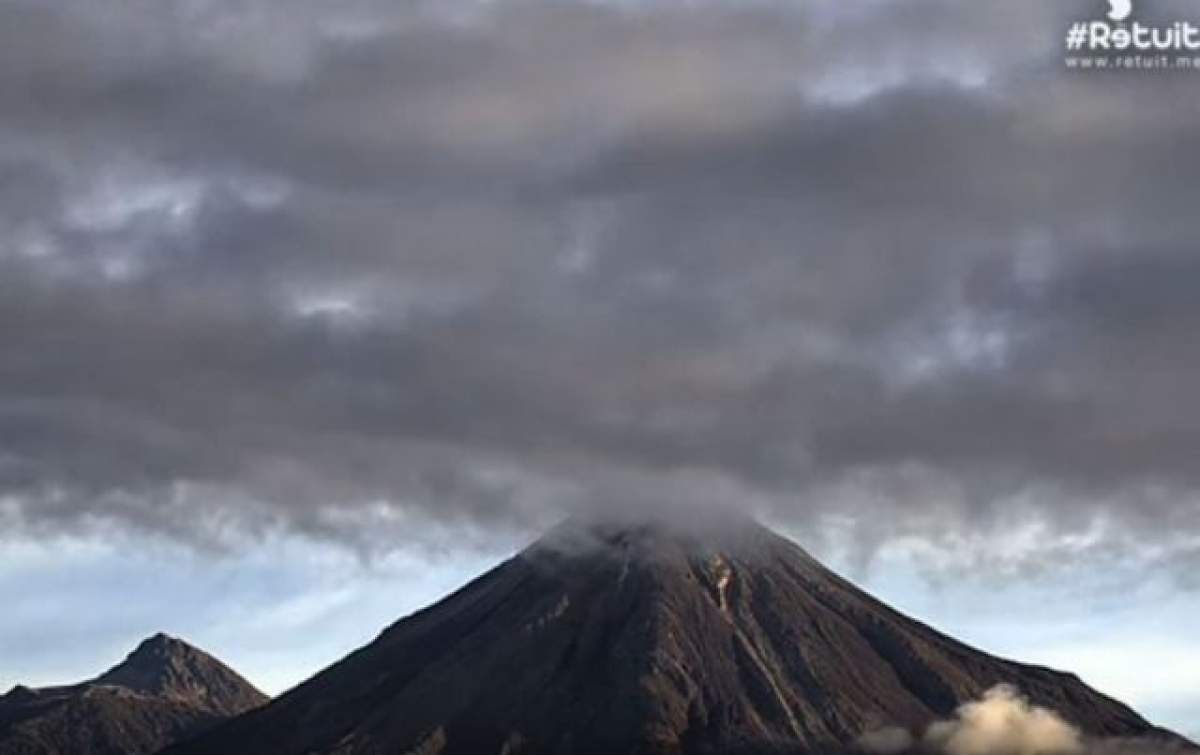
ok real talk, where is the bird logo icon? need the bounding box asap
[1108,0,1132,21]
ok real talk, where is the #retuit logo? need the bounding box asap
[1065,0,1200,71]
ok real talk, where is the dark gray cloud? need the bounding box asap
[1,0,1198,574]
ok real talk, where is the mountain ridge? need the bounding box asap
[161,516,1193,755]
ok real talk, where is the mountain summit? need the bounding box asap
[93,633,266,715]
[165,517,1186,754]
[0,633,267,755]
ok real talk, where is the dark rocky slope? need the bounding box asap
[163,517,1189,755]
[0,633,267,755]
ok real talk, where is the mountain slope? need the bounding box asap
[0,633,267,755]
[164,517,1188,755]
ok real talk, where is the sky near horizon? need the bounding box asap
[1,0,1198,738]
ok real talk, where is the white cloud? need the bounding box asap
[924,685,1082,755]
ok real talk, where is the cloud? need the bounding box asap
[0,0,1199,577]
[858,686,1196,755]
[925,685,1082,755]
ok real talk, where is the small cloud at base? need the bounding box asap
[857,685,1194,755]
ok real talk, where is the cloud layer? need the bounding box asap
[1,0,1199,572]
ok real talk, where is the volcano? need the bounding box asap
[163,517,1188,755]
[0,633,267,755]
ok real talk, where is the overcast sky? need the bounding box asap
[1,0,1198,738]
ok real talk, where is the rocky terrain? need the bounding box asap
[0,633,267,755]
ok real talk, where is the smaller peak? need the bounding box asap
[91,634,268,713]
[3,684,39,702]
[134,632,187,653]
[93,633,206,695]
[117,632,197,669]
